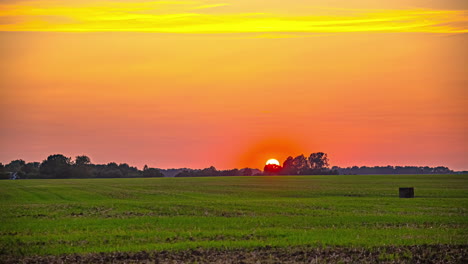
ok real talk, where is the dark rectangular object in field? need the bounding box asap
[399,187,414,198]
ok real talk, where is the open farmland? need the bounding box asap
[0,175,467,263]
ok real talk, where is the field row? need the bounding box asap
[0,175,467,256]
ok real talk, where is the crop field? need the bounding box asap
[0,175,467,263]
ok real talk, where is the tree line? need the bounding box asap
[0,154,164,179]
[174,167,261,177]
[332,165,457,175]
[0,153,463,179]
[0,154,261,179]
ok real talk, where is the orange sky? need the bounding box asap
[1,0,467,170]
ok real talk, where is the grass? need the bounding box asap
[0,175,467,256]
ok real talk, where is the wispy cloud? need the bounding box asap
[0,1,466,34]
[191,3,229,10]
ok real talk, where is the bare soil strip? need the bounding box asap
[2,245,467,264]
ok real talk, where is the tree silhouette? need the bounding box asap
[293,154,308,174]
[308,152,329,170]
[5,160,26,172]
[242,168,252,176]
[40,154,72,178]
[282,156,295,175]
[75,155,91,166]
[73,155,91,178]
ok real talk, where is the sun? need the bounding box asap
[266,158,280,166]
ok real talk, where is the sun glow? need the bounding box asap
[266,159,280,166]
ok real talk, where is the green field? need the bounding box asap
[0,175,467,257]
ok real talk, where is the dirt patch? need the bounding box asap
[1,245,466,264]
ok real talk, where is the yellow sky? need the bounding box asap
[0,0,467,33]
[0,0,467,170]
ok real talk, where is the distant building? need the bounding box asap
[9,172,18,180]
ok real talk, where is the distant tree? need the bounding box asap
[143,164,149,171]
[116,163,135,177]
[433,166,451,174]
[73,155,92,178]
[119,163,130,170]
[5,159,26,172]
[201,166,217,176]
[75,155,91,166]
[282,156,295,175]
[221,168,240,176]
[0,163,8,179]
[40,154,72,178]
[92,162,124,178]
[241,168,252,176]
[308,152,329,170]
[107,162,119,169]
[22,162,40,178]
[142,167,164,177]
[293,155,309,174]
[175,169,197,177]
[281,155,310,175]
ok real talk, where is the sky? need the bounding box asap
[0,0,467,170]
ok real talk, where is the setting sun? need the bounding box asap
[266,159,280,166]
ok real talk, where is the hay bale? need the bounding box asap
[399,187,414,198]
